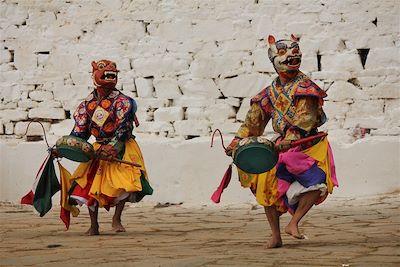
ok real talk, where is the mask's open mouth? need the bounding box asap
[282,56,301,67]
[101,71,117,81]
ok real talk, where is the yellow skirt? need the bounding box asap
[70,138,152,207]
[237,137,337,213]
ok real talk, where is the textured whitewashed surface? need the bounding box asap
[0,1,399,203]
[0,0,399,140]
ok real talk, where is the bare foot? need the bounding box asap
[265,237,283,249]
[85,225,99,236]
[112,219,126,233]
[284,224,304,239]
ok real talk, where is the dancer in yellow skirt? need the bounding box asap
[67,59,153,235]
[226,35,338,248]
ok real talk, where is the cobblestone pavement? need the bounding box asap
[1,193,399,267]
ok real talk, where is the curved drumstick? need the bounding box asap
[275,132,328,152]
[96,156,142,168]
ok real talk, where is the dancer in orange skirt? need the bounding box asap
[67,59,153,235]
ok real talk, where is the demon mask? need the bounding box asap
[267,34,302,74]
[91,60,119,89]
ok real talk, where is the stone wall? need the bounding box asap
[0,0,399,140]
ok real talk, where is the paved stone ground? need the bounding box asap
[1,193,399,267]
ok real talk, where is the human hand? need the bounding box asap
[225,138,241,156]
[98,144,118,159]
[50,148,60,159]
[275,140,292,153]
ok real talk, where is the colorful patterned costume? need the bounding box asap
[234,71,338,214]
[67,63,152,211]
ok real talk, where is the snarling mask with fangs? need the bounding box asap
[91,60,119,89]
[267,34,302,74]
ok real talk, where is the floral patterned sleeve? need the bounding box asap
[111,97,137,143]
[285,96,320,140]
[237,103,269,138]
[70,101,90,140]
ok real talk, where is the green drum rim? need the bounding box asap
[234,143,278,174]
[56,135,94,163]
[57,146,92,162]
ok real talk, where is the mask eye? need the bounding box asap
[278,48,287,56]
[290,43,299,49]
[98,62,106,69]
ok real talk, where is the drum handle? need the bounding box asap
[210,129,227,150]
[24,120,51,148]
[96,155,142,168]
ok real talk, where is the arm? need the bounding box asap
[226,102,270,155]
[100,98,137,159]
[70,102,90,140]
[285,96,321,141]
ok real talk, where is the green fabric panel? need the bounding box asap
[134,173,154,203]
[33,157,61,217]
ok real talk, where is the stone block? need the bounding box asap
[219,73,271,98]
[49,119,75,137]
[0,109,28,121]
[186,107,207,120]
[38,100,62,108]
[0,120,4,135]
[135,98,169,109]
[371,127,400,136]
[0,84,21,102]
[0,50,11,64]
[321,52,363,73]
[28,107,66,120]
[220,38,257,52]
[236,98,251,122]
[220,97,241,108]
[122,82,136,93]
[326,81,369,102]
[347,100,385,118]
[210,121,242,135]
[365,47,400,69]
[301,57,318,73]
[192,20,234,41]
[365,83,400,99]
[189,54,243,79]
[14,121,51,136]
[91,20,145,43]
[323,101,350,120]
[133,56,189,77]
[343,116,386,129]
[180,79,221,98]
[29,90,54,101]
[4,122,14,135]
[150,20,193,42]
[205,103,236,122]
[0,102,17,110]
[53,85,91,102]
[252,49,275,73]
[154,107,184,122]
[357,76,385,88]
[385,99,400,113]
[173,120,211,136]
[135,121,174,135]
[311,71,352,82]
[173,97,209,108]
[251,15,274,39]
[153,78,182,99]
[135,77,154,98]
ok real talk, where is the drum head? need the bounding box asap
[56,135,94,162]
[234,143,278,174]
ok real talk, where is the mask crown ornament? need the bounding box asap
[91,60,119,89]
[267,34,302,73]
